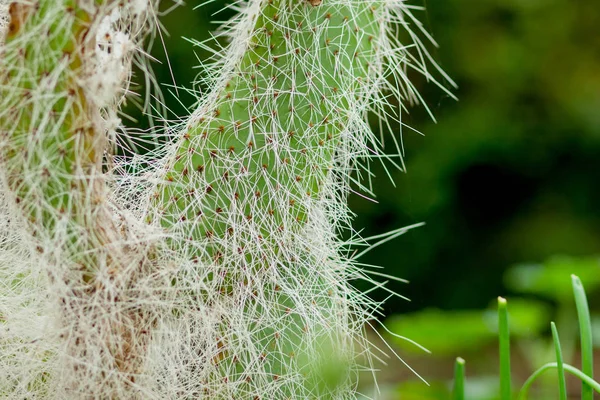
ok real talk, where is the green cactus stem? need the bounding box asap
[156,0,379,252]
[147,0,423,397]
[0,1,155,396]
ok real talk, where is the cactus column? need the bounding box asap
[149,0,385,397]
[0,1,154,397]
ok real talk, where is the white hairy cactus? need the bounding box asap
[0,3,7,40]
[0,0,451,398]
[0,1,160,397]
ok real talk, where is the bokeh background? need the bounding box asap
[130,0,600,398]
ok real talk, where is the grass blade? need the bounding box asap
[453,357,466,400]
[498,296,511,400]
[551,322,568,400]
[572,275,593,400]
[519,363,600,400]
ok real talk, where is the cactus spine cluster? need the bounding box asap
[0,0,447,398]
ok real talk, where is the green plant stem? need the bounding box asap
[498,296,511,400]
[519,363,600,400]
[453,357,466,400]
[572,274,594,400]
[551,321,568,400]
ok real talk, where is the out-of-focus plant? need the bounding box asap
[387,299,551,357]
[347,0,600,315]
[505,256,600,380]
[385,258,600,400]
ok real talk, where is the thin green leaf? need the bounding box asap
[498,297,511,400]
[453,357,465,400]
[572,275,594,400]
[551,322,567,400]
[519,363,600,400]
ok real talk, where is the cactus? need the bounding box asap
[0,1,159,397]
[0,0,448,398]
[0,2,7,40]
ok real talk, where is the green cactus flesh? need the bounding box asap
[157,0,378,246]
[153,0,382,397]
[0,0,107,253]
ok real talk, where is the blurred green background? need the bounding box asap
[132,0,600,397]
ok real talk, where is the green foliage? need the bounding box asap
[345,0,600,312]
[505,256,600,302]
